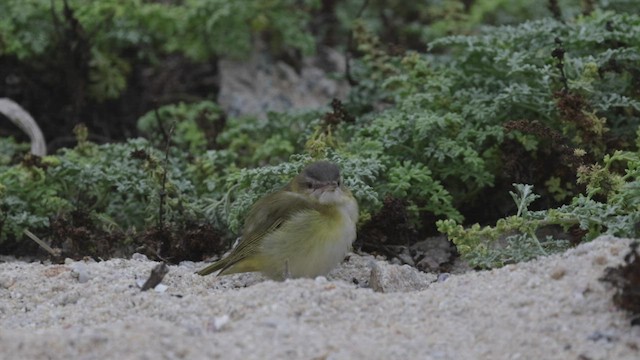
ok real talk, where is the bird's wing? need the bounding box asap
[217,191,318,272]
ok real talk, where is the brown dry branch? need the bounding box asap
[140,263,169,291]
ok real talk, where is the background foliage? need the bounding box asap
[1,0,639,267]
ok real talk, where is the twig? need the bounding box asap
[158,129,174,230]
[154,106,170,147]
[154,109,175,230]
[23,229,61,257]
[0,99,47,156]
[140,263,169,291]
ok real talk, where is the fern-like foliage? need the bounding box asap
[438,140,640,269]
[2,3,640,267]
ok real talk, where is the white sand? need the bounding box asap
[1,235,639,360]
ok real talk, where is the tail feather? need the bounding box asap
[196,256,261,276]
[196,258,227,276]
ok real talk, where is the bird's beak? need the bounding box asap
[320,181,339,191]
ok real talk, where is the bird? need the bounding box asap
[196,161,358,280]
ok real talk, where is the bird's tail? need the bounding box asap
[195,258,227,276]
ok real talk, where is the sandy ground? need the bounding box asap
[1,235,638,360]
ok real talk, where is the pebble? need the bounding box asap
[210,315,230,331]
[550,266,566,280]
[70,262,90,283]
[131,253,149,262]
[369,262,435,293]
[0,276,16,289]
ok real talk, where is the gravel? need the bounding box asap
[1,235,639,359]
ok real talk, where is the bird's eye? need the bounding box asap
[307,182,313,189]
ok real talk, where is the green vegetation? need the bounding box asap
[1,1,638,267]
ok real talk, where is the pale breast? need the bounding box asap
[259,199,358,279]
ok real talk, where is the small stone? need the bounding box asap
[587,330,617,342]
[43,265,69,278]
[550,266,566,280]
[592,255,608,266]
[369,262,435,293]
[79,273,90,283]
[209,315,230,331]
[55,291,81,306]
[70,263,90,283]
[131,253,149,261]
[0,276,16,289]
[411,236,455,271]
[314,276,328,284]
[437,273,451,282]
[153,284,168,293]
[610,246,621,256]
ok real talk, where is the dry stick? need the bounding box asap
[0,99,47,156]
[159,127,175,232]
[152,110,175,262]
[140,263,169,291]
[154,107,170,147]
[23,230,60,257]
[153,109,175,231]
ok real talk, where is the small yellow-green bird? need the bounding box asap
[196,161,359,280]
